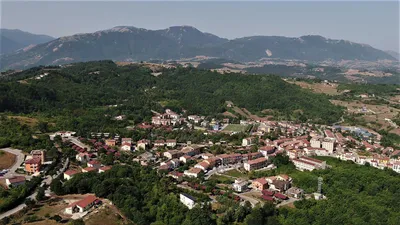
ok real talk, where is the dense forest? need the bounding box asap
[0,60,343,127]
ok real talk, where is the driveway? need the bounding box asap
[0,148,25,178]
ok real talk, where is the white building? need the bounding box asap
[242,137,253,147]
[121,143,131,151]
[180,193,197,209]
[322,140,335,153]
[392,162,400,173]
[292,157,326,171]
[310,139,321,148]
[232,179,248,192]
[184,167,202,178]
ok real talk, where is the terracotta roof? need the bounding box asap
[99,166,112,171]
[247,157,268,165]
[25,158,41,164]
[188,167,202,174]
[253,178,268,185]
[64,170,80,176]
[88,160,101,165]
[7,176,25,184]
[74,195,97,208]
[82,167,97,172]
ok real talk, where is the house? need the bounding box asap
[166,139,177,148]
[154,140,165,147]
[179,155,193,163]
[292,157,326,171]
[252,178,269,190]
[25,158,41,174]
[87,160,101,169]
[164,150,183,159]
[242,137,253,146]
[287,187,304,199]
[82,167,98,173]
[137,152,154,163]
[64,170,80,180]
[182,146,201,156]
[30,150,46,164]
[180,193,197,209]
[99,166,112,173]
[270,180,291,192]
[76,152,90,163]
[392,162,400,173]
[105,139,116,147]
[194,161,210,171]
[168,171,184,181]
[274,192,288,200]
[232,179,248,192]
[121,143,131,151]
[217,153,242,165]
[6,176,26,188]
[121,138,132,145]
[244,157,268,171]
[184,167,203,178]
[258,146,275,157]
[65,195,98,214]
[137,139,150,150]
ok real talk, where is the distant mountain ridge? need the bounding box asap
[0,29,55,55]
[0,25,395,69]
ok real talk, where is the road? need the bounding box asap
[276,197,299,208]
[0,148,25,178]
[0,150,69,220]
[234,190,264,207]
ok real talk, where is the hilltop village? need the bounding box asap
[4,106,393,217]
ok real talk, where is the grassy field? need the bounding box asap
[0,150,16,170]
[289,81,341,96]
[223,124,249,132]
[7,116,39,127]
[85,205,128,225]
[209,174,235,183]
[223,169,248,179]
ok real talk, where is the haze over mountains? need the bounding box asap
[0,26,396,70]
[0,29,54,55]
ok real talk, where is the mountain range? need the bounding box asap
[0,29,54,55]
[0,26,396,70]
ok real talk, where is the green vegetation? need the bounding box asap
[337,83,400,96]
[223,124,249,133]
[0,177,41,213]
[0,61,343,128]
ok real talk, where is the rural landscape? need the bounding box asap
[0,1,399,225]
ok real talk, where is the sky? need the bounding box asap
[1,1,399,52]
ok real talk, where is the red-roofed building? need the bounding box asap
[65,195,98,214]
[64,170,80,180]
[99,166,112,173]
[261,195,274,202]
[82,167,98,173]
[25,158,41,174]
[6,176,26,188]
[87,160,101,169]
[274,193,288,200]
[244,157,268,171]
[252,178,268,190]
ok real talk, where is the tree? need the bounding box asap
[50,178,64,195]
[36,187,45,201]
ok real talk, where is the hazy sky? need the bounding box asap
[1,1,399,51]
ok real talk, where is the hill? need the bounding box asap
[0,61,343,133]
[0,29,54,54]
[0,26,395,70]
